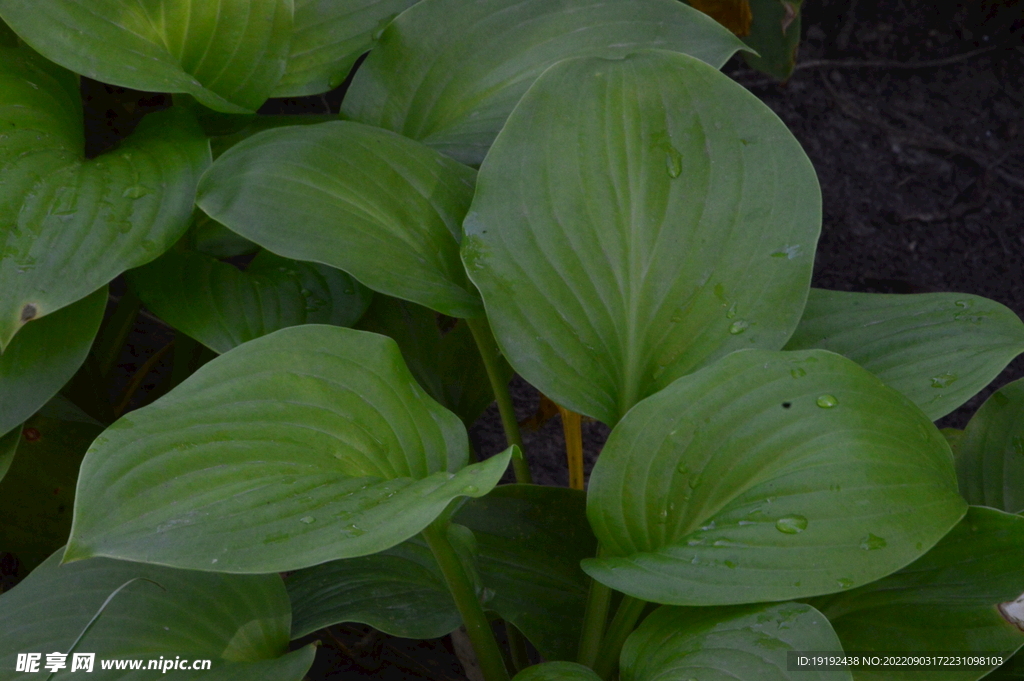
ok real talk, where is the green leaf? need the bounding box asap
[0,411,103,575]
[0,0,293,113]
[0,287,106,438]
[621,602,852,681]
[513,662,602,681]
[197,121,483,319]
[191,212,259,258]
[357,295,509,426]
[741,0,803,80]
[812,507,1024,681]
[342,0,745,166]
[286,537,459,640]
[455,485,595,661]
[583,348,966,606]
[784,289,1024,421]
[0,45,210,349]
[272,0,419,96]
[0,426,17,484]
[0,550,315,680]
[67,325,512,572]
[955,379,1024,514]
[463,51,820,425]
[129,249,372,354]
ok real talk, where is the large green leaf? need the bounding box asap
[0,0,293,113]
[955,379,1024,513]
[583,348,966,606]
[0,287,106,438]
[513,662,602,681]
[129,249,372,354]
[272,0,418,96]
[621,602,852,681]
[197,121,482,319]
[741,0,803,81]
[286,537,459,640]
[66,325,511,572]
[0,550,315,680]
[357,295,509,426]
[0,45,210,349]
[342,0,745,166]
[784,290,1024,421]
[812,507,1024,681]
[0,411,103,575]
[463,51,821,425]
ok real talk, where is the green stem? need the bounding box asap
[576,578,612,667]
[422,521,511,681]
[591,596,646,681]
[507,622,531,673]
[95,289,141,379]
[466,317,531,483]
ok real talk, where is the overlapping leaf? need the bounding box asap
[955,378,1024,514]
[197,121,482,318]
[342,0,745,165]
[514,662,601,681]
[463,51,821,424]
[584,349,966,606]
[741,0,803,80]
[67,325,511,572]
[272,0,419,96]
[785,289,1024,420]
[620,602,852,681]
[0,550,315,680]
[0,45,209,348]
[129,250,372,354]
[0,0,293,112]
[0,288,105,438]
[812,507,1024,681]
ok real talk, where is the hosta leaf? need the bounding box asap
[583,349,966,606]
[0,426,17,484]
[197,121,482,319]
[0,550,315,680]
[272,0,419,97]
[357,295,509,426]
[741,0,803,80]
[463,51,820,425]
[621,602,852,681]
[784,290,1024,421]
[812,507,1024,681]
[129,249,372,354]
[191,212,259,258]
[0,287,105,438]
[0,411,103,575]
[286,537,459,640]
[955,379,1024,514]
[513,662,602,681]
[342,0,745,166]
[0,46,210,349]
[66,325,511,572]
[0,0,293,113]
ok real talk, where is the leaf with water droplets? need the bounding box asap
[812,507,1024,681]
[785,289,1024,420]
[463,51,820,425]
[955,378,1024,514]
[0,45,209,349]
[67,325,512,572]
[583,348,965,606]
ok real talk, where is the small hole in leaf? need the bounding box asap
[782,402,792,409]
[20,304,37,322]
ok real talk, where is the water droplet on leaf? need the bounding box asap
[791,368,806,378]
[859,533,886,550]
[462,485,478,494]
[930,373,957,388]
[729,320,749,335]
[775,515,807,534]
[816,394,838,408]
[299,516,315,524]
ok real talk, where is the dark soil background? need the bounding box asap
[8,0,1019,678]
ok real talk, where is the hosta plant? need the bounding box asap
[1,2,1023,681]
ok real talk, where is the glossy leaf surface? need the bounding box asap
[0,46,209,348]
[955,379,1024,513]
[584,349,966,605]
[812,507,1024,681]
[621,602,852,681]
[0,412,103,575]
[464,51,821,425]
[357,295,509,426]
[273,0,418,96]
[197,121,482,318]
[343,0,745,165]
[67,325,510,572]
[513,662,602,681]
[0,288,105,438]
[0,550,315,680]
[785,289,1024,420]
[129,250,372,354]
[0,0,293,113]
